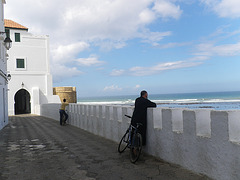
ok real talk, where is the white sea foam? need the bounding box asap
[77,91,240,110]
[154,100,174,103]
[78,100,135,105]
[204,99,240,103]
[78,98,240,106]
[175,99,198,102]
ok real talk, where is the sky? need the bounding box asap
[4,0,240,97]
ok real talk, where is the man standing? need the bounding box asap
[131,90,156,146]
[59,98,69,126]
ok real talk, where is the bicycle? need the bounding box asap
[118,115,143,163]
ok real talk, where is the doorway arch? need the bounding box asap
[14,89,31,115]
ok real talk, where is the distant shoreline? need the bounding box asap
[77,101,240,110]
[77,91,240,110]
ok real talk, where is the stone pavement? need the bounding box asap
[0,115,212,180]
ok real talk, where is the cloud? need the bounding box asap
[51,42,90,64]
[192,25,240,58]
[95,41,126,51]
[51,64,83,82]
[5,0,182,46]
[140,30,172,46]
[111,60,203,76]
[130,61,202,76]
[135,85,141,89]
[110,69,126,76]
[153,0,183,19]
[188,56,210,61]
[51,45,104,79]
[201,0,240,18]
[156,42,191,49]
[139,8,156,24]
[76,55,105,66]
[195,42,240,56]
[103,85,122,91]
[4,0,184,81]
[50,43,104,80]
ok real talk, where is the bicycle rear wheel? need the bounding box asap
[118,131,129,153]
[130,133,142,163]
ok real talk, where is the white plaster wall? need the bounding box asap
[7,31,49,72]
[0,83,8,130]
[0,1,4,30]
[7,28,60,115]
[40,103,61,121]
[40,103,240,180]
[0,0,8,130]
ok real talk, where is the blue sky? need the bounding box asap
[5,0,240,97]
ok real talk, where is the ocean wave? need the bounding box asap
[78,98,240,105]
[204,99,240,103]
[175,99,198,102]
[78,100,135,105]
[154,100,174,103]
[77,91,240,109]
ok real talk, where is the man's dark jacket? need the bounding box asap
[131,96,156,145]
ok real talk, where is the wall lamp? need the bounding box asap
[0,32,12,50]
[0,70,11,83]
[7,74,11,81]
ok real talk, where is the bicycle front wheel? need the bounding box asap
[118,131,129,153]
[130,133,142,163]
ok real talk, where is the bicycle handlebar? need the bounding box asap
[125,115,132,119]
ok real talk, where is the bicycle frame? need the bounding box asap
[118,114,143,163]
[129,124,142,147]
[124,115,142,146]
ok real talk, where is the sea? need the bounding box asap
[78,91,240,110]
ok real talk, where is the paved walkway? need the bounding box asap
[0,115,212,180]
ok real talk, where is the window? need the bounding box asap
[16,59,25,68]
[15,33,20,42]
[16,58,27,70]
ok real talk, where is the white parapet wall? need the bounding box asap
[40,103,61,121]
[40,103,240,180]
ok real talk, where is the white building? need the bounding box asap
[0,0,8,130]
[6,19,60,115]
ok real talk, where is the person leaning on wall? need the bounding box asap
[131,90,156,146]
[59,98,69,126]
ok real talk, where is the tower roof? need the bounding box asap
[4,19,28,30]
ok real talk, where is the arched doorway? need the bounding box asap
[14,89,31,115]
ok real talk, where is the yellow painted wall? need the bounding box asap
[53,87,77,103]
